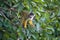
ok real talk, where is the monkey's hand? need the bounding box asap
[29,20,35,27]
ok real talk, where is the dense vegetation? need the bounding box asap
[0,0,60,40]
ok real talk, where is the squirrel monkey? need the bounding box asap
[20,11,35,28]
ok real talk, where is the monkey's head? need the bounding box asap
[28,12,35,20]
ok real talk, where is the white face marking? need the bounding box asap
[29,15,35,20]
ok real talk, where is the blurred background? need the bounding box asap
[0,0,60,40]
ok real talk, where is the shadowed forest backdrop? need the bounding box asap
[0,0,60,40]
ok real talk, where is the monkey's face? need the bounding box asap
[28,12,35,20]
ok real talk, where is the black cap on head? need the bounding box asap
[29,12,34,15]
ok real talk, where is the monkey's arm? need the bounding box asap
[23,20,27,28]
[22,20,34,28]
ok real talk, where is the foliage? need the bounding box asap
[0,0,60,40]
